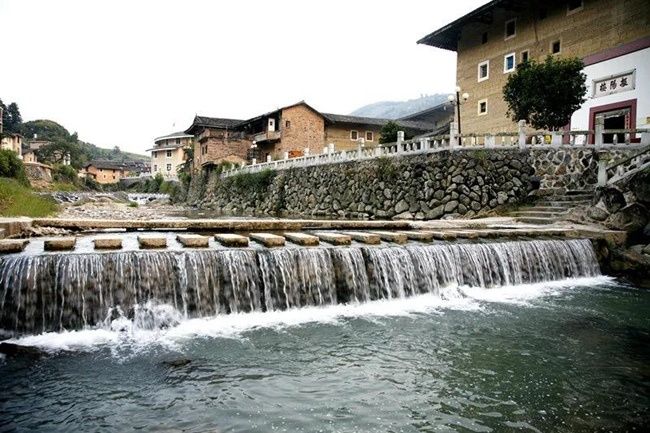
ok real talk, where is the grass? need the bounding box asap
[0,177,59,217]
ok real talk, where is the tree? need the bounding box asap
[0,149,29,185]
[379,121,413,144]
[0,99,23,134]
[503,56,587,130]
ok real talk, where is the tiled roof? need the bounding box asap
[85,160,128,170]
[185,115,244,134]
[322,113,435,132]
[154,131,193,142]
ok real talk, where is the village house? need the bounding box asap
[84,161,129,184]
[184,101,436,171]
[398,101,455,134]
[0,132,23,158]
[146,131,193,180]
[417,0,650,138]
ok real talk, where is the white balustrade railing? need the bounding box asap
[221,125,650,177]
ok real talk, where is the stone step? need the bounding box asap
[0,239,29,254]
[249,233,285,247]
[137,235,167,249]
[515,217,557,225]
[214,233,249,247]
[44,237,77,251]
[372,231,408,244]
[510,211,565,218]
[536,200,590,207]
[400,231,434,242]
[447,230,480,239]
[525,206,568,212]
[341,231,381,245]
[422,230,458,240]
[542,195,592,202]
[93,238,123,250]
[284,232,320,246]
[176,234,210,248]
[313,232,352,246]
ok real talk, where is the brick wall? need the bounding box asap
[456,0,650,134]
[193,128,251,171]
[277,105,325,156]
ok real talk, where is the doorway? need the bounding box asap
[589,99,637,144]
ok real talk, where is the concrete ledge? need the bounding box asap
[93,238,123,250]
[44,237,76,251]
[0,218,33,238]
[313,232,352,246]
[138,236,167,249]
[342,231,381,245]
[0,239,29,254]
[249,233,285,247]
[284,232,319,246]
[447,230,480,239]
[214,233,249,247]
[424,230,458,240]
[176,234,209,248]
[373,231,408,244]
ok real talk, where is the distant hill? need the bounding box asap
[350,94,449,119]
[21,119,148,168]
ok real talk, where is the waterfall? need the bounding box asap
[0,239,600,334]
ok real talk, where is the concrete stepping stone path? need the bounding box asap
[214,233,250,247]
[313,232,352,246]
[284,232,320,246]
[138,235,167,249]
[44,237,77,251]
[372,231,408,244]
[249,233,285,247]
[341,231,381,245]
[93,238,123,250]
[0,239,29,254]
[177,234,210,248]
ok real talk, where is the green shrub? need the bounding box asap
[375,156,398,180]
[52,164,78,183]
[128,201,138,207]
[0,177,58,217]
[0,149,29,185]
[226,169,276,191]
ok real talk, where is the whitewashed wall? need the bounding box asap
[571,47,650,130]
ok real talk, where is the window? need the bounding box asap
[166,150,172,157]
[166,164,172,171]
[477,99,488,116]
[504,19,516,39]
[366,131,374,141]
[176,138,180,145]
[481,32,488,44]
[504,53,516,73]
[478,60,489,82]
[567,0,583,14]
[154,164,157,171]
[285,120,291,128]
[521,50,529,63]
[350,130,358,140]
[551,40,561,54]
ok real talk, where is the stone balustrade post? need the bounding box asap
[551,130,562,146]
[450,122,459,148]
[266,155,272,163]
[397,131,404,153]
[485,134,495,148]
[517,120,527,148]
[251,158,257,166]
[328,143,335,154]
[304,148,310,157]
[641,131,650,146]
[283,152,289,160]
[595,117,604,147]
[597,158,608,186]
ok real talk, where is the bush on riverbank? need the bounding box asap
[0,177,59,217]
[0,149,29,185]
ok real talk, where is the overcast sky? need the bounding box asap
[0,0,485,154]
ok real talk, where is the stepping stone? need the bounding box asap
[214,233,249,247]
[400,231,434,242]
[284,232,319,246]
[93,238,123,250]
[0,239,29,254]
[249,233,285,247]
[176,234,209,248]
[138,235,167,249]
[342,231,381,245]
[313,232,351,246]
[372,231,408,244]
[44,237,76,251]
[448,230,480,239]
[423,230,457,240]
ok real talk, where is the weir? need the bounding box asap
[0,239,600,335]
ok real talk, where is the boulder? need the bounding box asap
[607,203,649,233]
[601,186,626,213]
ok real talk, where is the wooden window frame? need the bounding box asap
[365,131,374,142]
[350,130,359,140]
[503,52,516,73]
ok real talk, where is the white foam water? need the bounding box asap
[5,276,612,354]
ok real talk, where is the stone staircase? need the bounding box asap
[510,190,594,224]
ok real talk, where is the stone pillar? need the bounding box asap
[328,143,334,154]
[304,148,310,156]
[595,116,604,147]
[641,131,650,146]
[397,131,404,153]
[551,130,562,146]
[485,134,495,148]
[450,122,459,147]
[518,120,527,148]
[266,155,272,163]
[597,159,608,186]
[251,158,257,165]
[283,151,289,160]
